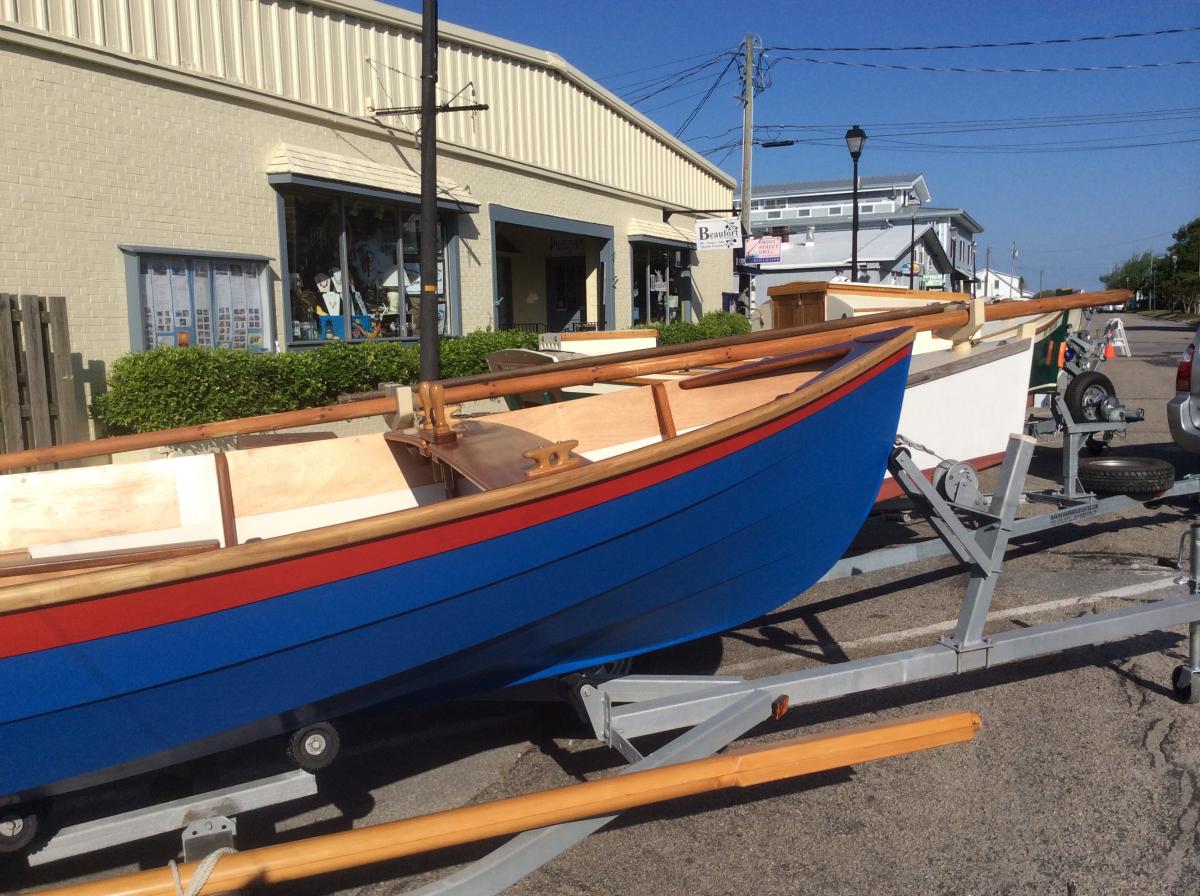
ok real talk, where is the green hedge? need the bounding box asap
[91,313,750,433]
[92,330,535,433]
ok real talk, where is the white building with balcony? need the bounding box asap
[736,173,982,297]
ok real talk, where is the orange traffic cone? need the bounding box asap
[1104,341,1115,360]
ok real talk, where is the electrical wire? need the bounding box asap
[614,53,735,103]
[769,55,1200,74]
[765,26,1200,53]
[595,47,742,82]
[675,53,738,136]
[688,107,1200,143]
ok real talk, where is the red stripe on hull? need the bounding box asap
[0,346,911,658]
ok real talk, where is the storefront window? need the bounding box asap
[347,199,401,337]
[283,189,450,345]
[136,254,267,351]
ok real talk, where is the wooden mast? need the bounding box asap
[418,0,440,382]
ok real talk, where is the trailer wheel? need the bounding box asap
[0,808,38,854]
[1172,666,1200,705]
[1077,456,1175,499]
[288,722,340,772]
[1064,371,1116,423]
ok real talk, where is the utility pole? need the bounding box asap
[738,34,755,307]
[984,246,991,297]
[1039,270,1044,297]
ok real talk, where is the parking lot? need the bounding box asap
[8,313,1199,896]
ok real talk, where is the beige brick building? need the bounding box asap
[0,0,734,391]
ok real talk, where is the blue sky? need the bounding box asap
[385,1,1199,291]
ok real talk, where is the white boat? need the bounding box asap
[764,281,1070,354]
[878,336,1034,500]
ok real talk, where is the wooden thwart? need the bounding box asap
[34,710,980,896]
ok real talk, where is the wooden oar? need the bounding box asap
[0,289,1128,473]
[436,289,1129,406]
[29,710,981,896]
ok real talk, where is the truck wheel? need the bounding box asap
[1077,456,1175,499]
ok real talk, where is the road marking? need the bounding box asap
[723,575,1183,675]
[843,575,1181,648]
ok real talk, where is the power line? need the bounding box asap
[610,52,733,100]
[769,55,1200,74]
[675,53,738,136]
[622,54,735,105]
[697,135,1200,156]
[765,26,1200,53]
[595,48,741,82]
[1018,234,1175,254]
[641,76,740,114]
[871,127,1200,150]
[810,136,1200,154]
[688,106,1200,143]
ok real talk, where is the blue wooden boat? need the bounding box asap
[0,327,912,832]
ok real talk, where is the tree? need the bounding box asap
[1099,218,1200,313]
[1160,218,1200,313]
[1099,252,1154,297]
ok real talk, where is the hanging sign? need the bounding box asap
[694,217,742,250]
[745,236,781,264]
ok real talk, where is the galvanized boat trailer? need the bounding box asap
[387,434,1200,896]
[20,435,1200,893]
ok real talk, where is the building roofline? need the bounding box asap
[306,0,735,188]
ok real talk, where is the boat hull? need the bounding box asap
[0,343,911,805]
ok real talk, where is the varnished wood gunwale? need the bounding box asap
[33,710,981,896]
[0,329,916,616]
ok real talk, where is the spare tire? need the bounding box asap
[1077,456,1175,499]
[1064,371,1116,423]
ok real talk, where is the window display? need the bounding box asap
[285,193,345,342]
[137,255,266,351]
[283,189,450,345]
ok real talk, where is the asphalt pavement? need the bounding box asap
[8,313,1200,896]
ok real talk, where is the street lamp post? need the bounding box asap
[907,190,921,290]
[845,125,867,282]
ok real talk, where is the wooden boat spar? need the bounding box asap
[0,327,915,813]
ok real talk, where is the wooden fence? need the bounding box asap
[0,294,87,461]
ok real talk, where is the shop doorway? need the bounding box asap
[631,243,691,326]
[546,256,586,332]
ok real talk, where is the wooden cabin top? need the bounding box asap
[766,280,972,303]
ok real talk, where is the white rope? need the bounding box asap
[894,434,946,462]
[169,847,237,896]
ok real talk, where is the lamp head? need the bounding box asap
[844,124,867,161]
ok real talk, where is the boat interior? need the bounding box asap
[0,353,842,590]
